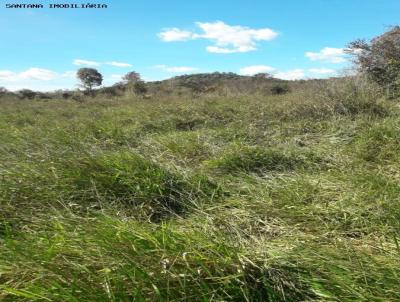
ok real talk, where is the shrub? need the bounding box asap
[133,81,147,95]
[348,26,400,97]
[271,84,290,95]
[101,86,123,97]
[179,77,216,94]
[17,89,37,99]
[71,91,84,102]
[61,91,72,99]
[34,92,52,100]
[321,77,388,117]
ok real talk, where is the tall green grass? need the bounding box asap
[1,77,400,301]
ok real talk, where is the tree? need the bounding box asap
[122,71,141,84]
[123,71,147,95]
[347,26,400,96]
[77,68,103,92]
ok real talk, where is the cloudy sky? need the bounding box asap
[0,0,399,91]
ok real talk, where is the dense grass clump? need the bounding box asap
[0,215,320,302]
[352,119,400,163]
[205,145,324,175]
[65,151,217,218]
[1,77,400,301]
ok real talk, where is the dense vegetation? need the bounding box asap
[1,72,400,301]
[348,26,400,98]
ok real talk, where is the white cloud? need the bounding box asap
[155,65,198,73]
[0,67,126,91]
[197,21,278,53]
[239,65,275,76]
[74,59,132,68]
[309,68,336,75]
[102,74,124,86]
[106,61,132,68]
[305,47,346,63]
[206,46,239,54]
[0,68,58,81]
[61,71,76,78]
[274,69,305,80]
[158,21,278,53]
[20,68,58,80]
[238,65,307,80]
[110,74,123,79]
[0,68,76,91]
[73,59,101,67]
[158,28,195,41]
[0,71,17,81]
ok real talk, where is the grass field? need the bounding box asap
[1,77,400,301]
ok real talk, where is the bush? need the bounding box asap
[348,26,400,97]
[18,89,37,99]
[329,77,387,116]
[101,86,124,97]
[271,84,290,95]
[178,76,217,94]
[71,91,84,102]
[61,91,72,99]
[133,81,147,95]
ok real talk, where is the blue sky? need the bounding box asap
[0,0,399,91]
